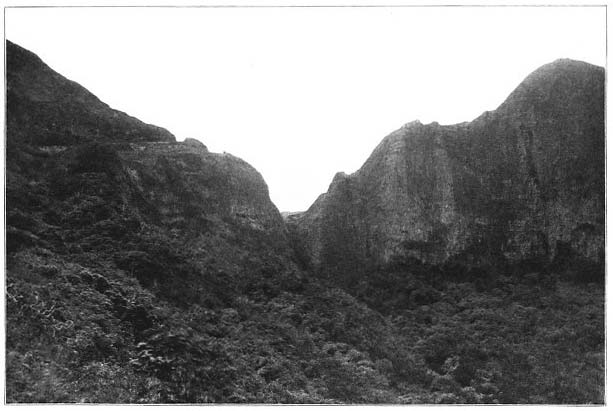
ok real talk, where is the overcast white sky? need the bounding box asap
[5,6,606,212]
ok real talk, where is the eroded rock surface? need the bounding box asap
[293,59,604,278]
[5,40,605,405]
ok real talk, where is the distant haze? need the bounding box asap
[5,6,606,212]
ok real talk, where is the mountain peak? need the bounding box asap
[498,58,604,115]
[294,57,604,277]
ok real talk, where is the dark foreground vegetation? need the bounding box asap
[5,40,604,404]
[7,246,604,403]
[6,153,604,403]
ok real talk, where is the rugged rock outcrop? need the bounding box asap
[292,59,604,278]
[6,38,294,304]
[5,41,605,405]
[117,141,285,238]
[7,40,285,236]
[5,40,435,404]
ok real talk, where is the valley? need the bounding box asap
[5,40,605,404]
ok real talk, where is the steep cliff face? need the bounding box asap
[5,41,605,405]
[6,39,294,300]
[5,40,309,402]
[117,140,286,238]
[294,59,604,278]
[6,36,302,332]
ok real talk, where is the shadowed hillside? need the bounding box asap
[5,40,604,404]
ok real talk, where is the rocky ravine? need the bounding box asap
[291,59,604,280]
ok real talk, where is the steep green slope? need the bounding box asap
[7,41,175,146]
[4,39,411,404]
[5,40,604,404]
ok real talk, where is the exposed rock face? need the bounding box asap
[5,41,605,405]
[294,59,604,277]
[117,141,286,238]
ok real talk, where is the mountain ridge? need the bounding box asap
[290,57,604,281]
[5,40,605,404]
[6,40,176,146]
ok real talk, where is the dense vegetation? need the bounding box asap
[6,141,604,403]
[5,40,604,404]
[6,243,604,403]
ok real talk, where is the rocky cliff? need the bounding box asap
[292,59,604,279]
[6,39,287,256]
[5,41,604,404]
[5,39,313,402]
